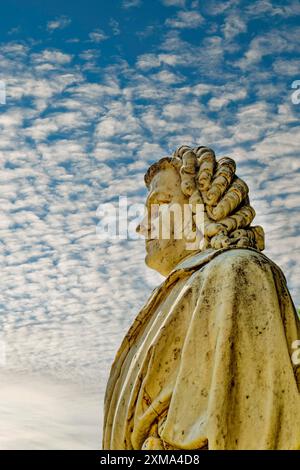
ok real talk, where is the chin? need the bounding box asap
[145,253,168,277]
[145,252,158,270]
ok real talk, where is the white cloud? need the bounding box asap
[136,54,162,70]
[122,0,141,8]
[47,16,71,32]
[31,49,73,65]
[151,69,183,84]
[247,0,300,18]
[161,0,186,6]
[222,13,247,39]
[109,19,120,35]
[237,29,300,69]
[208,87,247,110]
[88,29,108,43]
[273,59,300,76]
[166,10,204,29]
[204,0,240,16]
[79,49,101,62]
[95,115,140,138]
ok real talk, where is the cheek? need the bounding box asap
[146,238,171,258]
[159,205,184,238]
[147,237,181,258]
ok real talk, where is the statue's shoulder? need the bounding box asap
[210,247,272,266]
[184,248,289,306]
[196,247,283,281]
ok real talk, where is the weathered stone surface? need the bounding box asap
[102,146,300,450]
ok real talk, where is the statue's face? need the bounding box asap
[136,165,199,277]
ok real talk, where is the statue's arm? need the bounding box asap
[141,414,208,450]
[141,414,178,450]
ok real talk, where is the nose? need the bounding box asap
[136,214,149,237]
[136,221,147,236]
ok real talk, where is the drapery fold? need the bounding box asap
[103,247,300,450]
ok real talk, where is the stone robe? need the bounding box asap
[102,247,300,450]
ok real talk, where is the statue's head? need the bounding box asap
[136,145,265,276]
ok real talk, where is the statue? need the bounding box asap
[102,146,300,450]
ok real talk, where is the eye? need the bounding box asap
[156,195,172,204]
[157,200,171,206]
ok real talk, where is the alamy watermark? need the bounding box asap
[291,80,300,105]
[291,340,300,366]
[0,336,6,367]
[0,80,6,105]
[96,196,205,250]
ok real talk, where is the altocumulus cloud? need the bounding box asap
[0,0,299,449]
[47,16,72,32]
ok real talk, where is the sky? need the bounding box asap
[0,0,299,450]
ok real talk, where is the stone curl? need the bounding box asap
[144,145,265,251]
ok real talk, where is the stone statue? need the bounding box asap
[102,146,300,450]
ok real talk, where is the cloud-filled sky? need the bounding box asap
[0,0,299,449]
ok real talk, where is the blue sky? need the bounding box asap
[0,0,299,449]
